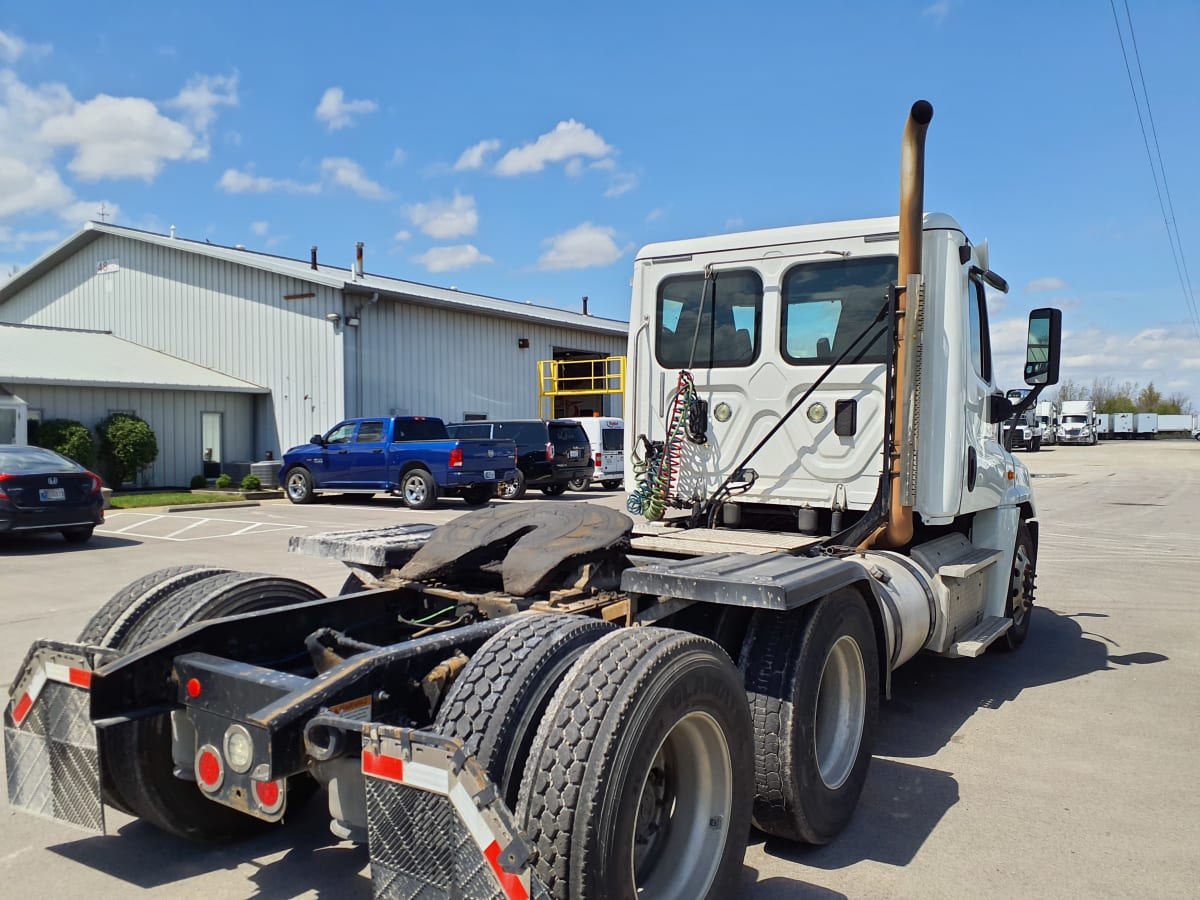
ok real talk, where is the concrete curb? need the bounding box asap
[164,501,262,512]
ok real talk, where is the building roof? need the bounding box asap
[0,222,629,337]
[0,323,268,393]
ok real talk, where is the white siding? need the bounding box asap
[1,234,344,456]
[16,384,253,486]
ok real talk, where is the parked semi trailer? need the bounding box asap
[4,102,1063,900]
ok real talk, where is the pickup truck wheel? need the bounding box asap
[284,467,315,504]
[567,476,590,491]
[540,482,568,496]
[498,469,526,500]
[740,590,880,844]
[400,468,437,510]
[459,485,494,506]
[601,479,623,491]
[519,629,752,900]
[78,565,233,815]
[107,573,324,842]
[434,613,614,809]
[998,521,1036,652]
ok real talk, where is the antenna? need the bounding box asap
[97,203,110,222]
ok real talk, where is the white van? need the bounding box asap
[565,417,624,490]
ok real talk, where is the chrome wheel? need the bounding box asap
[285,470,311,503]
[403,474,429,505]
[630,711,733,900]
[814,635,866,791]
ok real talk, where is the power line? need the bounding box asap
[1109,0,1200,341]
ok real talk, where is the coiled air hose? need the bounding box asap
[628,370,701,520]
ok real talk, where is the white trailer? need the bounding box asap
[1,101,1067,900]
[1111,411,1134,439]
[1156,414,1193,434]
[1135,412,1159,439]
[1058,400,1097,445]
[1094,413,1111,439]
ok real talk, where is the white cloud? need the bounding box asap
[495,120,613,176]
[406,193,478,239]
[646,207,668,223]
[0,30,50,63]
[167,72,238,137]
[0,225,60,250]
[537,222,625,271]
[1025,277,1069,293]
[314,87,377,131]
[250,220,268,236]
[565,158,584,178]
[0,156,73,217]
[413,244,493,273]
[454,138,501,172]
[320,157,389,200]
[39,94,201,181]
[58,199,121,226]
[923,1,953,25]
[394,229,411,242]
[605,172,638,198]
[390,147,406,166]
[217,168,319,194]
[725,216,744,230]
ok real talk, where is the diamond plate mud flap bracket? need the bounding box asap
[361,724,550,900]
[4,640,113,834]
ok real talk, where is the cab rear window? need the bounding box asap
[549,424,587,445]
[601,429,624,451]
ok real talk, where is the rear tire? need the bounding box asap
[601,479,623,491]
[400,469,437,510]
[567,476,589,491]
[434,614,614,809]
[540,482,568,496]
[519,628,752,900]
[740,590,880,844]
[61,526,94,543]
[107,573,324,842]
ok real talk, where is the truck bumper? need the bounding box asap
[362,723,549,900]
[445,468,520,491]
[4,640,109,834]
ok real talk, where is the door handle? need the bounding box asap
[372,448,383,454]
[966,446,977,491]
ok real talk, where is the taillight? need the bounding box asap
[253,778,286,815]
[545,442,554,462]
[87,472,103,495]
[0,473,9,500]
[196,744,224,792]
[449,448,463,468]
[595,452,602,468]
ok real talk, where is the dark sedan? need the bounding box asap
[0,446,104,543]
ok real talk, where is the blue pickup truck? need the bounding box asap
[280,416,517,509]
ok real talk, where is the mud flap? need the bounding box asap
[362,724,550,900]
[4,641,111,834]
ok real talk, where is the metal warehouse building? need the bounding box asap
[0,223,627,486]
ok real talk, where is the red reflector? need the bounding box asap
[485,840,530,900]
[197,749,222,787]
[186,677,202,698]
[449,447,463,468]
[68,668,92,688]
[11,693,33,726]
[254,779,280,808]
[361,748,404,783]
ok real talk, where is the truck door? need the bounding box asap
[959,274,1006,512]
[318,421,358,488]
[345,419,388,487]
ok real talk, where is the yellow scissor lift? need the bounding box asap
[538,356,625,419]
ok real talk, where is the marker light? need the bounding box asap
[807,402,828,424]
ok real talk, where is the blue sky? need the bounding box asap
[2,1,1198,406]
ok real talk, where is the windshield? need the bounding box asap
[1062,415,1088,424]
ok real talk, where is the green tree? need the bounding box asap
[95,413,159,486]
[1136,382,1162,413]
[33,419,96,468]
[1164,392,1193,415]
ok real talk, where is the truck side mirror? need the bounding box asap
[1024,308,1062,387]
[310,434,325,446]
[986,394,1014,424]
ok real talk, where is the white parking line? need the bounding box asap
[162,519,211,539]
[108,514,165,534]
[97,512,305,542]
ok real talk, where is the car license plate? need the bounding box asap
[569,449,581,459]
[484,470,495,480]
[40,488,66,502]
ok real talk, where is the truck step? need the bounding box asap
[948,616,1012,658]
[911,533,1003,579]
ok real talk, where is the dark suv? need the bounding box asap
[446,419,592,499]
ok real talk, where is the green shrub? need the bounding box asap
[33,418,96,468]
[215,473,233,489]
[240,474,262,492]
[96,413,158,486]
[189,474,207,489]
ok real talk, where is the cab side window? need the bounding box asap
[967,277,993,383]
[325,422,356,444]
[355,421,385,443]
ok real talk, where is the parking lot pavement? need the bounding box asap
[1,446,1197,898]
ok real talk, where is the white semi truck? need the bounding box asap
[1036,399,1059,446]
[3,102,1063,899]
[1058,399,1097,445]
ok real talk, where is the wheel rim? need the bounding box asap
[629,711,732,900]
[286,473,307,500]
[569,478,587,490]
[814,635,866,790]
[500,480,519,499]
[1011,541,1033,628]
[404,475,427,504]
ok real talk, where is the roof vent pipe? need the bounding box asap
[170,225,176,239]
[311,246,318,270]
[353,242,364,280]
[582,295,589,316]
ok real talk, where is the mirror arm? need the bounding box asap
[1009,385,1045,422]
